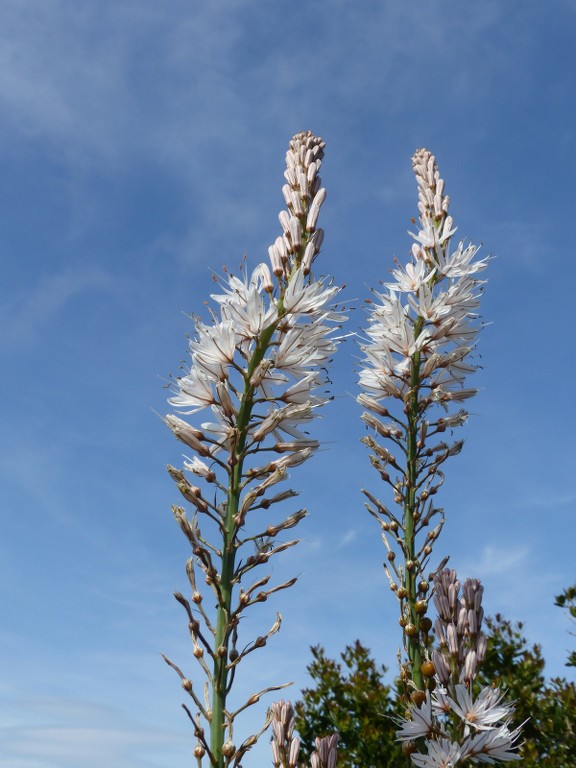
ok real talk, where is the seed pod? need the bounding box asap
[415,600,428,614]
[421,660,435,677]
[410,690,426,706]
[419,617,433,632]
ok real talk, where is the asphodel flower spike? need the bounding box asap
[163,132,344,768]
[396,569,522,767]
[358,149,488,700]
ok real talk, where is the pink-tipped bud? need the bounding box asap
[476,633,487,663]
[464,649,477,682]
[288,216,302,249]
[279,209,291,235]
[289,737,301,768]
[432,649,450,684]
[282,183,292,208]
[447,623,459,657]
[302,241,315,274]
[268,244,283,276]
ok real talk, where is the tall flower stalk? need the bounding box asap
[164,132,344,767]
[358,149,489,701]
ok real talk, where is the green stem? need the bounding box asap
[210,320,280,767]
[404,318,424,693]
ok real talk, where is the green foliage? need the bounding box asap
[295,603,576,768]
[294,641,402,768]
[478,614,575,766]
[555,584,576,668]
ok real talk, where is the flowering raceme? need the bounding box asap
[358,149,489,697]
[163,132,344,768]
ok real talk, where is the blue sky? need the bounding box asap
[1,1,575,766]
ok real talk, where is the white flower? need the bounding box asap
[411,738,461,768]
[212,268,278,337]
[200,405,235,450]
[282,269,340,316]
[431,686,452,716]
[168,366,215,414]
[190,320,237,380]
[183,456,214,480]
[461,722,522,763]
[386,260,436,293]
[396,694,434,741]
[446,685,514,733]
[274,323,331,377]
[359,149,487,412]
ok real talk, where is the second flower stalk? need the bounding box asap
[359,149,489,701]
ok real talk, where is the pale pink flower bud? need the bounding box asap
[289,736,300,767]
[306,202,321,232]
[302,241,315,274]
[476,633,487,663]
[447,623,459,657]
[306,191,326,235]
[282,183,292,207]
[290,189,303,215]
[279,210,291,235]
[288,216,302,249]
[298,170,309,199]
[271,740,280,767]
[464,649,477,682]
[254,262,274,293]
[307,160,317,183]
[313,228,324,252]
[434,193,443,217]
[216,381,235,417]
[268,244,283,276]
[284,167,297,186]
[433,594,450,621]
[468,608,478,636]
[432,649,450,684]
[457,606,468,634]
[448,583,459,611]
[165,414,211,456]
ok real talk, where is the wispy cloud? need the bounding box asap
[336,528,358,549]
[0,0,515,174]
[0,268,111,347]
[0,696,188,768]
[467,543,530,578]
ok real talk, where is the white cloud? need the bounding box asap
[468,543,530,578]
[0,0,515,175]
[0,268,111,347]
[337,528,358,548]
[0,696,189,768]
